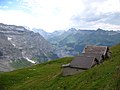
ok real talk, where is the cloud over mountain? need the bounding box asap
[0,0,120,32]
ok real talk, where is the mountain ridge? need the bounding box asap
[0,23,58,72]
[35,28,120,57]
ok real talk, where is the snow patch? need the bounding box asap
[8,37,12,41]
[12,43,16,47]
[25,57,36,64]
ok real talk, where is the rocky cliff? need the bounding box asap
[0,23,58,72]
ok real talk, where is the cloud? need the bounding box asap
[70,0,120,30]
[0,0,120,32]
[92,23,120,30]
[101,12,120,25]
[0,10,36,27]
[71,12,120,30]
[15,0,85,31]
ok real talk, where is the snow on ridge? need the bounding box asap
[12,43,16,47]
[7,37,16,47]
[25,57,36,64]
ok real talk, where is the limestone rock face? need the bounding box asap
[0,23,58,72]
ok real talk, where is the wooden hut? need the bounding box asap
[62,45,111,76]
[62,56,99,76]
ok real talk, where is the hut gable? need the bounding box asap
[62,67,85,76]
[82,53,104,63]
[70,56,98,69]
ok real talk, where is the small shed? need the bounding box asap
[62,56,99,76]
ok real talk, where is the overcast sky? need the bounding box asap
[0,0,120,32]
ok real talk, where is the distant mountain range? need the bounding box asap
[0,23,120,72]
[0,23,58,72]
[33,28,120,57]
[32,28,65,40]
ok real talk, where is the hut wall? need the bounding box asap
[62,67,85,76]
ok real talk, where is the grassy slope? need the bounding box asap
[10,59,33,69]
[0,44,120,90]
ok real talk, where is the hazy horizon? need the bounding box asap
[0,0,120,32]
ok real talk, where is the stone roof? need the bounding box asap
[81,53,103,62]
[82,45,108,55]
[69,56,98,69]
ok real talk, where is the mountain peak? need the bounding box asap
[0,23,27,31]
[68,28,77,32]
[96,28,104,31]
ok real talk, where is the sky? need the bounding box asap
[0,0,120,32]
